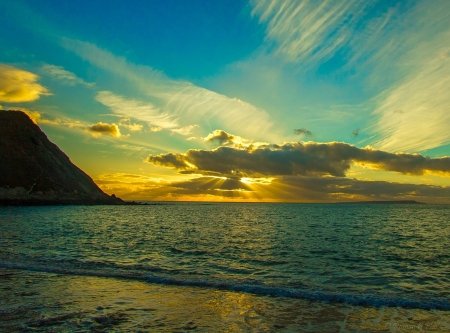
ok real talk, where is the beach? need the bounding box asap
[2,269,449,332]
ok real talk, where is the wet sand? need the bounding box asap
[1,268,449,332]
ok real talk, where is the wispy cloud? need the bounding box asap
[96,90,178,129]
[120,122,143,132]
[250,0,423,78]
[171,124,199,136]
[252,1,450,153]
[41,64,94,87]
[370,1,450,152]
[150,126,163,132]
[0,64,50,102]
[61,38,278,142]
[370,30,450,152]
[251,0,369,64]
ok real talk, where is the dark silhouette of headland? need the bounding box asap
[0,110,129,205]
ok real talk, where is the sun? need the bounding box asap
[240,177,274,185]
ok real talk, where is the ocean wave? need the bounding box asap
[169,246,209,256]
[1,259,449,311]
[207,262,255,274]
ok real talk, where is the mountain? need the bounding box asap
[0,110,125,205]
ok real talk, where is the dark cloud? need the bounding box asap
[352,128,360,137]
[143,130,450,203]
[114,174,450,204]
[175,177,252,192]
[113,176,254,201]
[294,128,313,137]
[270,176,450,203]
[148,152,188,169]
[147,141,450,177]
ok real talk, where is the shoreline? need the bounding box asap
[2,268,449,332]
[1,260,449,311]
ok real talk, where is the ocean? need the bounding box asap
[1,203,449,332]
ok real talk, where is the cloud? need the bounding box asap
[94,173,254,201]
[171,124,199,136]
[268,176,450,203]
[41,64,94,87]
[120,122,143,132]
[20,109,42,124]
[148,152,190,170]
[203,129,269,150]
[86,122,124,138]
[5,109,130,141]
[0,64,50,102]
[294,128,313,137]
[117,118,143,132]
[96,172,450,204]
[370,30,450,152]
[353,1,450,153]
[250,0,370,64]
[61,38,279,142]
[94,173,169,197]
[147,131,450,178]
[150,126,163,132]
[96,90,179,129]
[204,129,245,146]
[5,108,85,129]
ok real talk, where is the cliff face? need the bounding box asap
[0,110,124,205]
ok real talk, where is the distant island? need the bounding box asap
[0,110,132,205]
[339,200,425,204]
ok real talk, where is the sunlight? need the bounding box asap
[240,177,274,185]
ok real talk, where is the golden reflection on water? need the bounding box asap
[1,269,449,332]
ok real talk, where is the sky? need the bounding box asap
[1,0,450,203]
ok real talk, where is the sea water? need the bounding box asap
[1,203,449,332]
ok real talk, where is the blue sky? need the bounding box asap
[1,0,450,202]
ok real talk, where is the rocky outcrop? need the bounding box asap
[0,110,126,205]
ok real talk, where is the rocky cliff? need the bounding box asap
[0,110,125,205]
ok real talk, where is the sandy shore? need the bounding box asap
[1,268,449,332]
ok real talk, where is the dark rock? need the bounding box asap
[0,110,127,205]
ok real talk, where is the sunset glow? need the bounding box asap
[1,0,450,203]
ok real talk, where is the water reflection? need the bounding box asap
[1,269,449,332]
